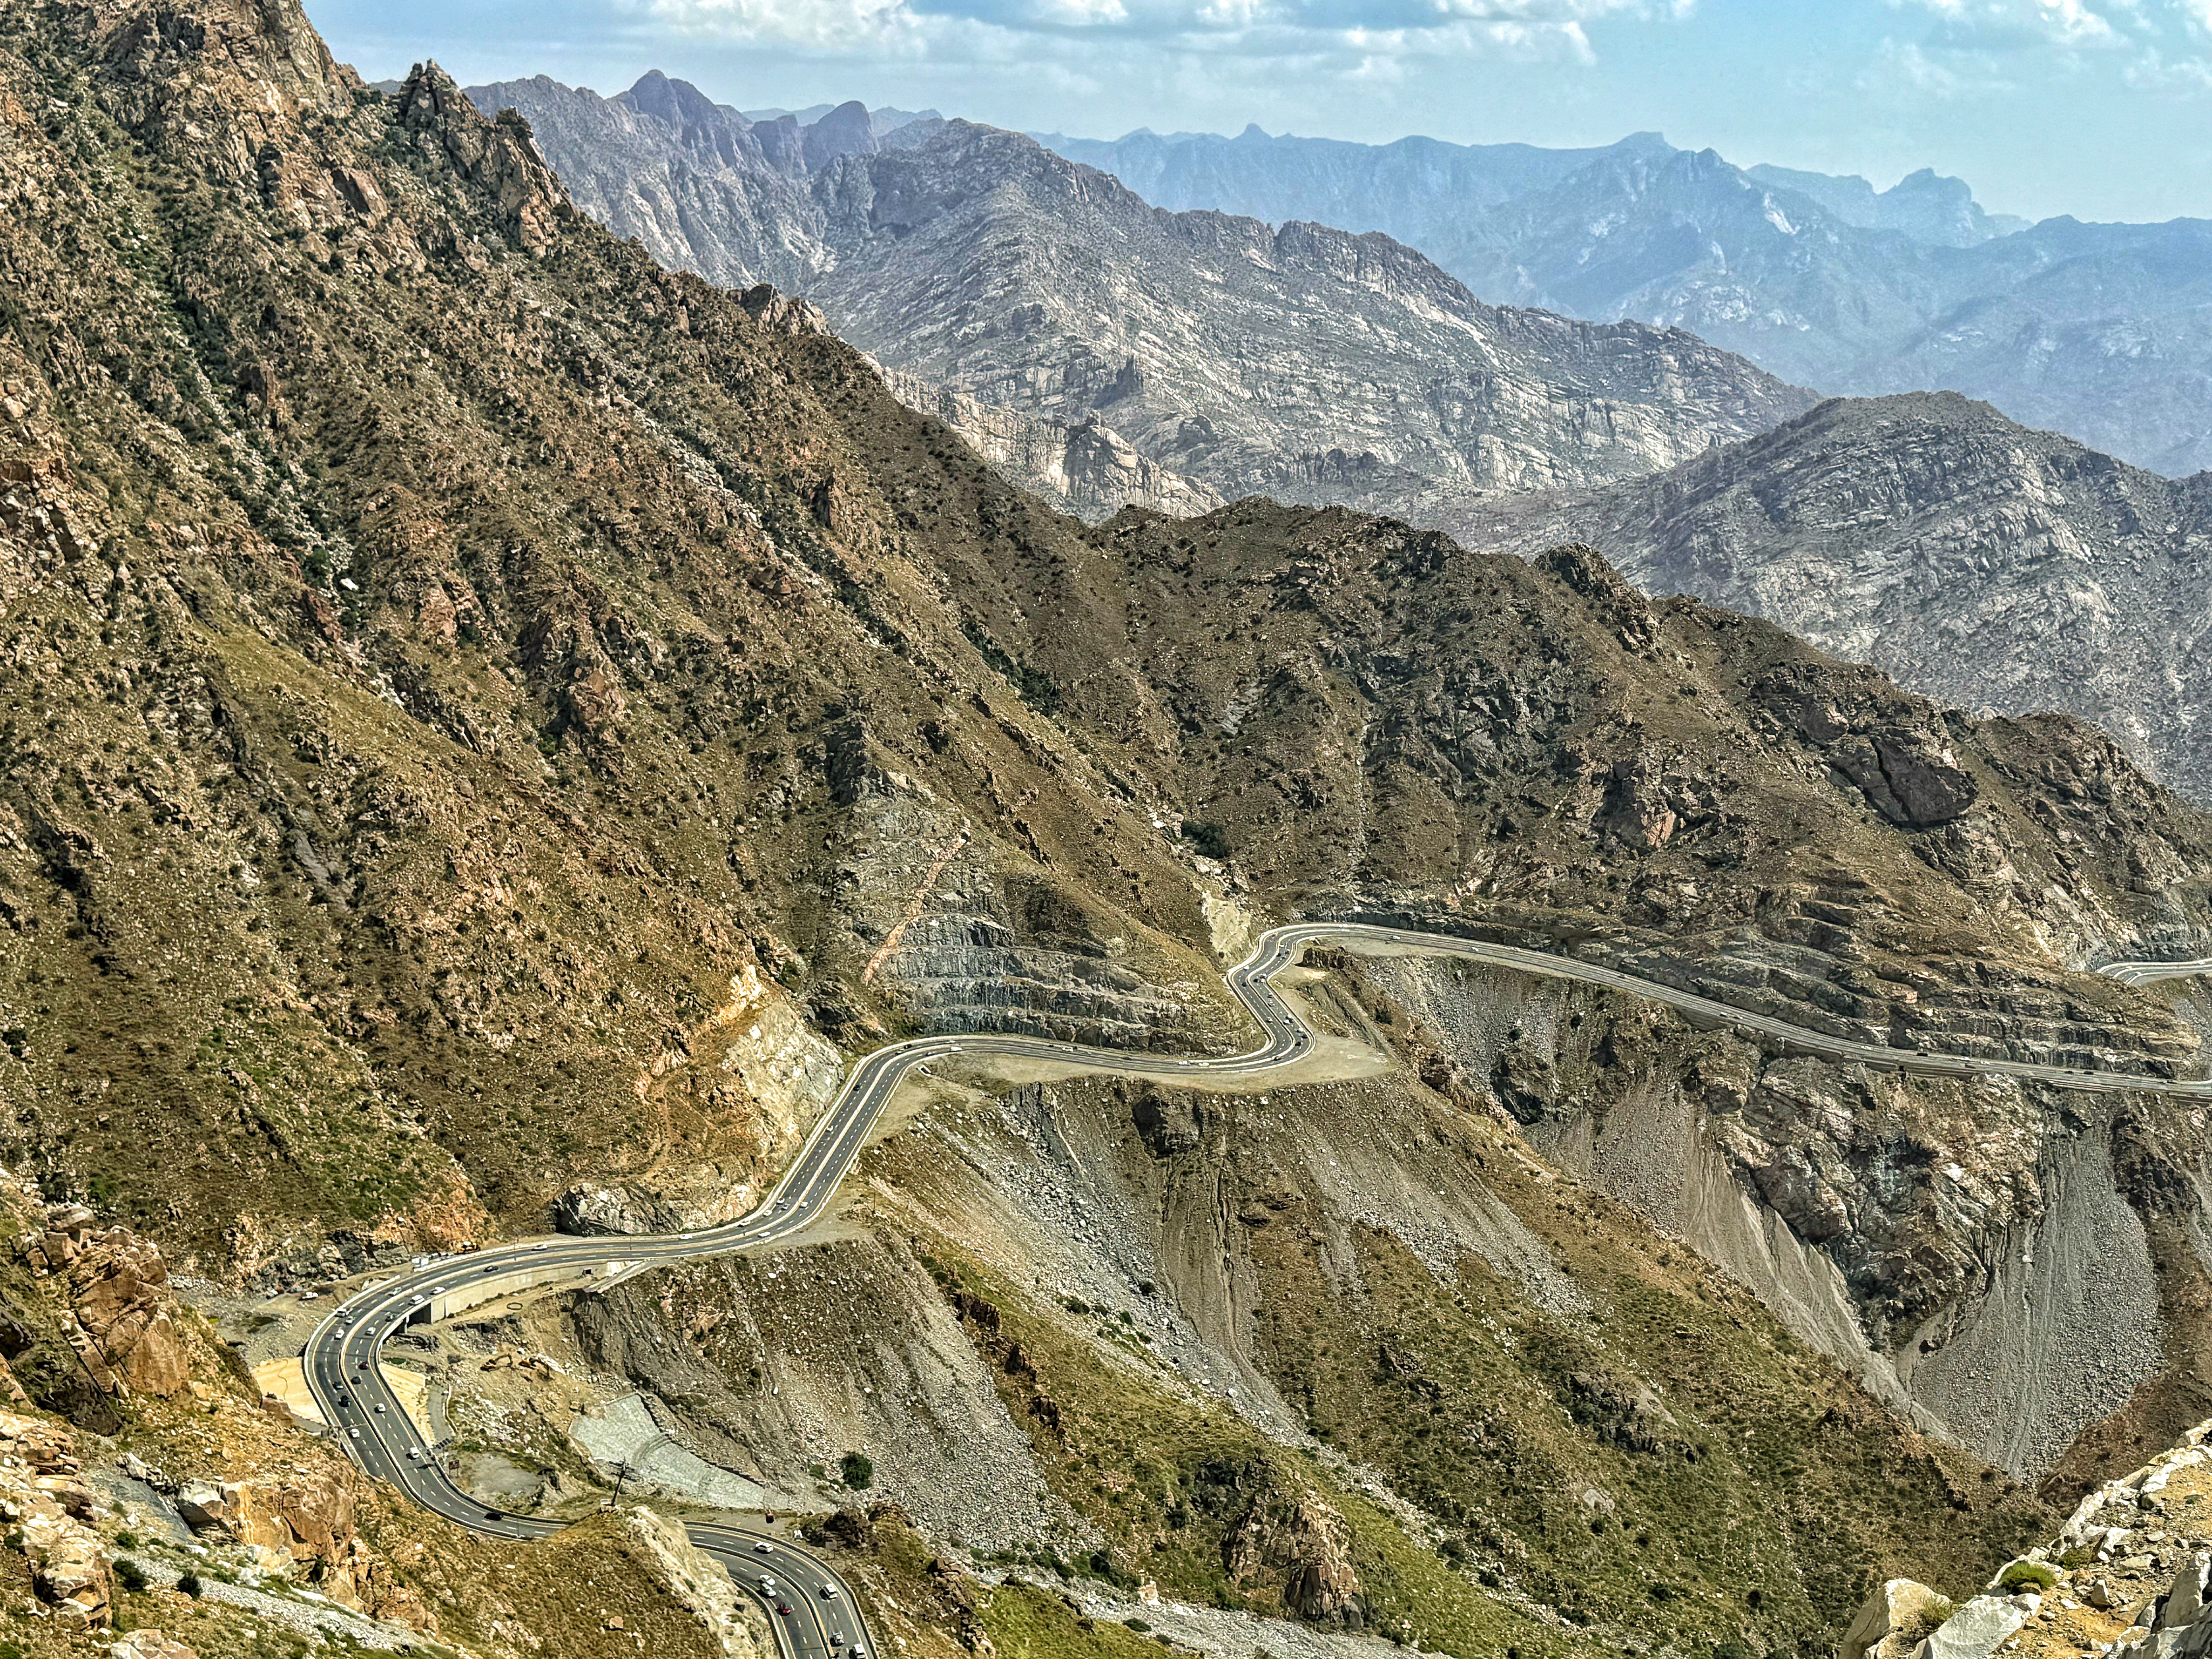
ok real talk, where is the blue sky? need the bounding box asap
[311,0,2212,224]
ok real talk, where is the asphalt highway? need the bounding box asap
[2099,957,2212,986]
[301,922,2212,1654]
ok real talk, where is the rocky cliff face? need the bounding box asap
[1459,393,2212,806]
[1043,124,2212,477]
[877,369,1222,521]
[472,77,1816,523]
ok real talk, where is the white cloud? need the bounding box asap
[1884,0,2212,89]
[1891,0,2123,47]
[636,0,1672,59]
[639,0,923,50]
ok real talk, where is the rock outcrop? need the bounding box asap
[1842,1579,1951,1659]
[61,1223,191,1397]
[622,1507,772,1659]
[173,1469,434,1630]
[1212,1461,1365,1627]
[12,1192,191,1408]
[0,1409,110,1629]
[398,64,575,254]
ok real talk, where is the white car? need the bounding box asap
[753,1542,773,1555]
[819,1585,840,1600]
[759,1577,777,1592]
[349,1428,361,1440]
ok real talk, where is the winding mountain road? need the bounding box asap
[303,921,2212,1656]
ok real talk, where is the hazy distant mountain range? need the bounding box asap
[472,75,1815,521]
[1042,126,2212,476]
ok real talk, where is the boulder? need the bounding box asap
[173,1480,237,1535]
[1911,1595,2027,1659]
[113,1633,198,1659]
[19,1497,111,1629]
[2112,1552,2212,1657]
[2167,1554,2212,1630]
[1841,1579,1943,1659]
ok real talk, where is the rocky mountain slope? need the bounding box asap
[468,76,1817,522]
[0,1159,734,1659]
[1457,393,2212,806]
[10,4,2212,1657]
[1043,125,2212,476]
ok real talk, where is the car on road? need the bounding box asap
[819,1586,840,1600]
[777,1604,792,1617]
[484,1510,501,1522]
[758,1577,776,1592]
[753,1542,772,1554]
[374,1404,386,1414]
[348,1428,361,1439]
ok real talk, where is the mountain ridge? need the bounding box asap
[471,74,1819,522]
[1458,390,2212,804]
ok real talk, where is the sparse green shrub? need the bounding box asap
[177,1571,203,1597]
[114,1558,148,1593]
[1180,819,1229,860]
[113,1531,141,1549]
[839,1451,873,1490]
[1997,1561,2059,1594]
[1126,1620,1151,1633]
[1904,1596,1956,1641]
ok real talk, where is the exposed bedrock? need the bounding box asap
[570,1229,1079,1552]
[823,736,1234,1050]
[1361,952,2196,1477]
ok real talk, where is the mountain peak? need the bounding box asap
[398,60,576,253]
